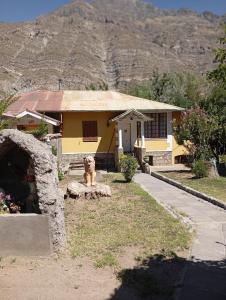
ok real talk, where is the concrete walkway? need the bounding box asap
[134,173,226,300]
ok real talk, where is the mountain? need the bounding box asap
[0,0,225,97]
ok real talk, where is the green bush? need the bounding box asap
[219,155,226,164]
[30,119,48,139]
[51,145,57,156]
[120,155,138,182]
[58,169,64,181]
[192,160,208,178]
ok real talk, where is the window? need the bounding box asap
[144,113,167,138]
[82,121,98,142]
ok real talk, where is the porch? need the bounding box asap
[111,109,173,169]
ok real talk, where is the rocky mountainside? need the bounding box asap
[0,0,225,97]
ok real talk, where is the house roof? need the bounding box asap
[5,90,183,115]
[110,109,152,122]
[16,110,60,126]
[5,90,63,116]
[61,91,183,112]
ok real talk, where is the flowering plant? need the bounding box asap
[0,192,11,214]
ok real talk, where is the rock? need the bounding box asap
[205,159,219,178]
[67,181,111,199]
[0,129,65,251]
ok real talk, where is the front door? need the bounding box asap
[121,123,131,152]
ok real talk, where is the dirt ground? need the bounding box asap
[0,255,126,300]
[0,249,187,300]
[0,174,189,300]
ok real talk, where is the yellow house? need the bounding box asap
[4,90,188,168]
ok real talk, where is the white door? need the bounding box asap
[121,123,131,152]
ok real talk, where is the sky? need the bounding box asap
[0,0,226,23]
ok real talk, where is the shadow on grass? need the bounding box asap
[108,251,226,300]
[218,163,226,177]
[112,179,128,184]
[160,170,197,180]
[160,170,191,174]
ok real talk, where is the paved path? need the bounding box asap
[134,173,226,300]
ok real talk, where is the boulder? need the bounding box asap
[0,129,65,251]
[67,181,111,199]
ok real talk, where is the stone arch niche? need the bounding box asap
[0,129,65,251]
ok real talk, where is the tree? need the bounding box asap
[86,82,109,91]
[0,95,16,130]
[176,26,226,163]
[175,107,220,161]
[208,25,226,86]
[125,70,204,108]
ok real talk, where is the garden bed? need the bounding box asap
[160,171,226,203]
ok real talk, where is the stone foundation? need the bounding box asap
[61,153,115,171]
[145,151,172,166]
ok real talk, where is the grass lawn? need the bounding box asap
[64,173,191,267]
[161,171,226,203]
[0,173,192,300]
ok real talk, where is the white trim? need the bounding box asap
[111,109,152,122]
[118,126,123,149]
[16,110,60,126]
[141,121,145,148]
[167,112,173,151]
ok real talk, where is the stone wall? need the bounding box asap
[0,129,65,251]
[145,151,172,166]
[61,152,115,171]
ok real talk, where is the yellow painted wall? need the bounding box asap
[62,111,189,165]
[62,112,116,154]
[145,139,168,151]
[172,112,189,163]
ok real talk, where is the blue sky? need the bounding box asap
[0,0,226,23]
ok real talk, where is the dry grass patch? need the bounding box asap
[65,173,191,267]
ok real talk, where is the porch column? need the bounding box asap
[141,121,145,148]
[118,123,123,149]
[167,112,173,151]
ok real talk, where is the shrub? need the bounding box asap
[192,160,208,178]
[30,119,48,139]
[219,155,226,164]
[58,169,64,181]
[51,145,57,156]
[120,155,138,182]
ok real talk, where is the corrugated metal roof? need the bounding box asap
[5,91,63,115]
[5,90,183,115]
[61,91,183,112]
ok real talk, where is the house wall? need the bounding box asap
[139,111,188,165]
[145,139,168,151]
[16,116,54,133]
[61,111,188,166]
[61,112,116,154]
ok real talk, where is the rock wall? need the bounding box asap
[0,129,65,251]
[145,151,172,166]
